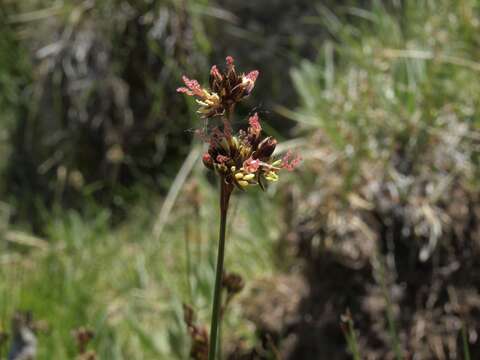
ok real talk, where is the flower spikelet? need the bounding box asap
[178,56,259,118]
[201,113,298,190]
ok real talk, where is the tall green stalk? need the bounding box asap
[184,223,192,302]
[462,323,471,360]
[208,179,232,360]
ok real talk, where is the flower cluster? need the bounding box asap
[222,271,245,297]
[202,113,300,190]
[178,56,299,190]
[183,305,209,360]
[177,56,258,118]
[221,271,245,317]
[72,327,96,360]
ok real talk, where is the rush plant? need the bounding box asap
[178,56,299,359]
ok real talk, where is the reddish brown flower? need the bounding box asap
[243,158,260,173]
[222,271,245,295]
[178,56,259,118]
[254,136,277,160]
[183,305,209,360]
[177,75,222,118]
[202,153,214,170]
[201,113,298,190]
[248,113,262,137]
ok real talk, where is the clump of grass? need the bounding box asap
[280,0,480,357]
[2,0,212,223]
[0,175,281,358]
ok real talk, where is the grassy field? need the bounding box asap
[1,173,286,358]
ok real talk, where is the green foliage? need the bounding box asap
[0,170,281,358]
[0,6,32,192]
[290,0,480,190]
[284,0,480,357]
[3,0,212,223]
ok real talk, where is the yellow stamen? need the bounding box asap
[235,173,243,180]
[238,180,249,187]
[243,174,255,181]
[196,100,209,106]
[265,171,279,182]
[271,160,282,167]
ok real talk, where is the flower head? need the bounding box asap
[222,271,245,296]
[201,113,299,190]
[177,56,259,118]
[177,75,222,118]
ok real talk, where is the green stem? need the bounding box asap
[217,315,223,359]
[184,222,192,302]
[346,318,361,360]
[462,322,471,360]
[208,179,232,360]
[378,258,402,360]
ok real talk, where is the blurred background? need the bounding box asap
[1,0,480,359]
